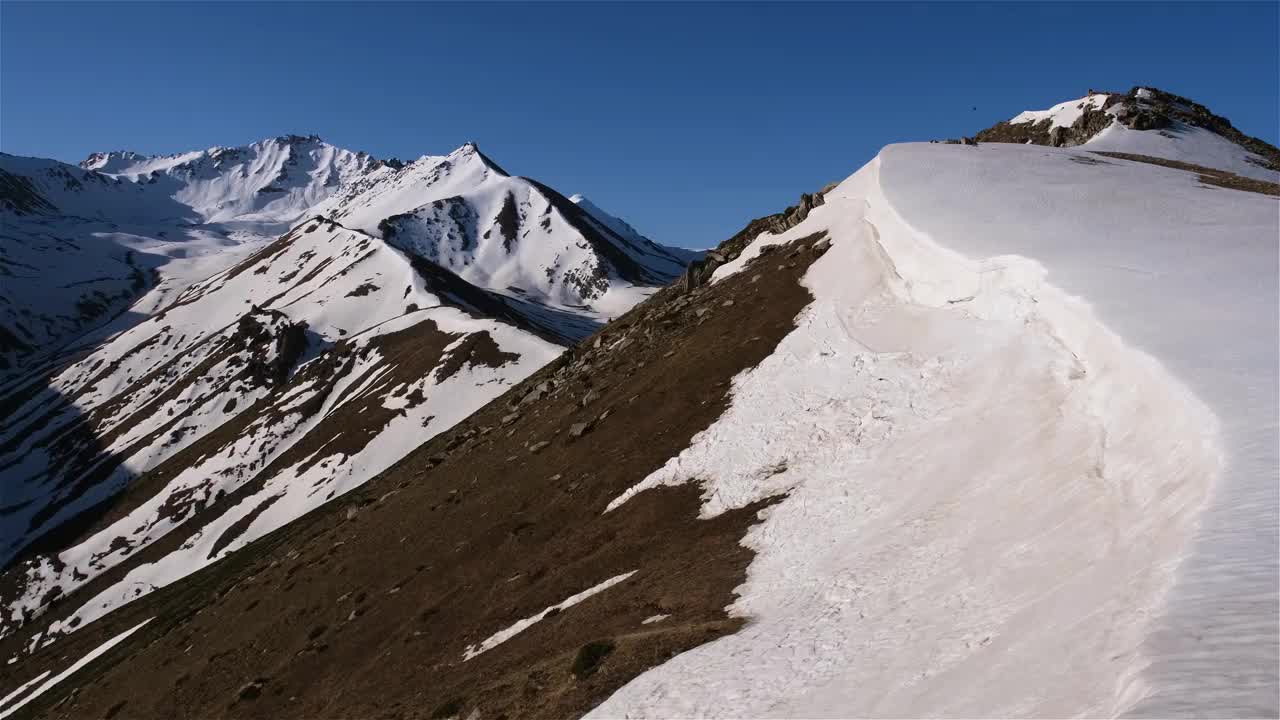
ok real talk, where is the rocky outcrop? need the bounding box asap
[974,93,1124,147]
[681,187,832,292]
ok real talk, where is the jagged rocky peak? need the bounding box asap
[274,133,323,145]
[79,150,149,172]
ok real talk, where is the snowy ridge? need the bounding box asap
[595,142,1274,716]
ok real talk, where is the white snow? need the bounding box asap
[0,618,151,719]
[594,141,1275,717]
[1010,92,1110,128]
[640,614,669,625]
[462,571,637,661]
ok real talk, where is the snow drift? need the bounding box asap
[595,141,1275,717]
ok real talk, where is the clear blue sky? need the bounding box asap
[3,2,1276,248]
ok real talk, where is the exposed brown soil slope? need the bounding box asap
[4,232,831,720]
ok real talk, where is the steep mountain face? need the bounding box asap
[2,90,1275,720]
[974,86,1280,181]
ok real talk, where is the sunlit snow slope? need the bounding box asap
[594,141,1276,717]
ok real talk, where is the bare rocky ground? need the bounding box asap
[1,221,832,719]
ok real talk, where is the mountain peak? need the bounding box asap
[79,149,149,172]
[272,133,323,145]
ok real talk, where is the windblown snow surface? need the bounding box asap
[595,143,1277,717]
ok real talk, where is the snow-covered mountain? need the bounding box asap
[77,135,398,228]
[1,89,1276,720]
[314,142,698,320]
[0,138,694,376]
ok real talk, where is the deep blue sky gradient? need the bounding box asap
[3,1,1276,248]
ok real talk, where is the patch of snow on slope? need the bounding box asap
[0,618,151,719]
[463,571,637,661]
[596,144,1243,717]
[1010,92,1110,128]
[0,670,49,710]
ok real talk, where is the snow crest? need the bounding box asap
[597,149,1225,717]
